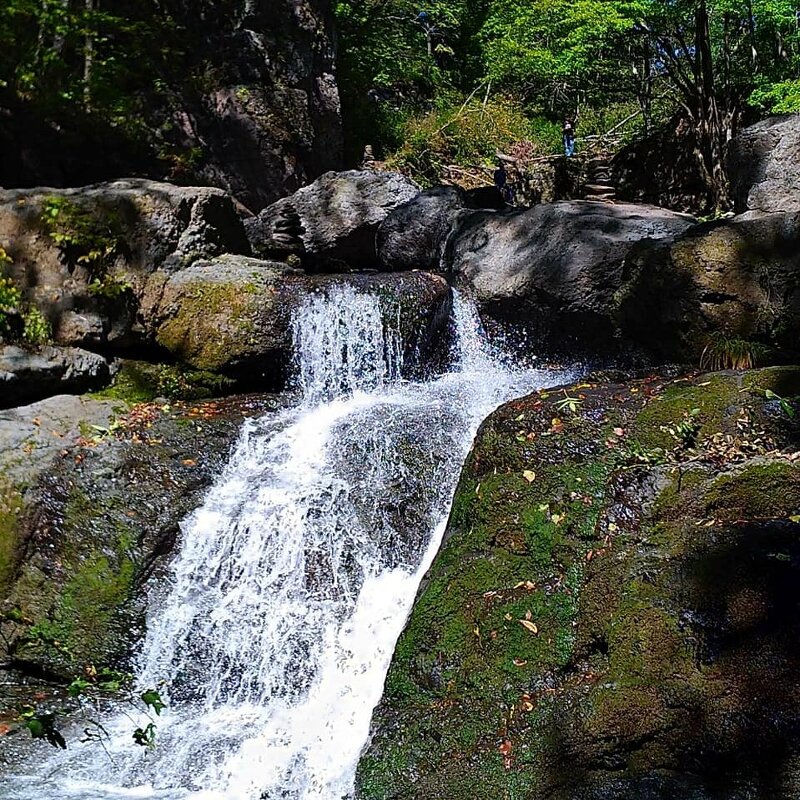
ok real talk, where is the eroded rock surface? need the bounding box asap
[246,170,420,268]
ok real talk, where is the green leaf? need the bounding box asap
[140,689,166,716]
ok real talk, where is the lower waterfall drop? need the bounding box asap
[0,286,566,800]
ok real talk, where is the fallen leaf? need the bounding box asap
[522,470,536,483]
[613,427,624,436]
[513,658,528,667]
[519,619,539,635]
[182,459,197,466]
[499,740,513,756]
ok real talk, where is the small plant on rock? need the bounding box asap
[22,306,51,345]
[700,332,767,371]
[661,408,701,450]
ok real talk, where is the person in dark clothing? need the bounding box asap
[563,118,576,157]
[493,162,515,206]
[493,162,508,192]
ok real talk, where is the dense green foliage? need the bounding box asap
[337,0,800,204]
[1,0,799,207]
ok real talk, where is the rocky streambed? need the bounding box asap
[0,115,799,798]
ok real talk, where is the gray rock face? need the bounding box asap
[445,201,696,352]
[377,186,467,272]
[615,210,800,361]
[149,254,452,384]
[728,115,800,213]
[0,180,251,351]
[172,0,343,211]
[0,345,110,408]
[246,170,420,268]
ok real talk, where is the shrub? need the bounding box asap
[387,94,557,184]
[22,307,51,346]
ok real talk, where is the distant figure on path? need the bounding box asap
[493,162,515,206]
[563,118,576,157]
[493,162,508,193]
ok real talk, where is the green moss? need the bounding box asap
[742,365,800,397]
[0,478,24,592]
[634,375,739,450]
[704,461,800,520]
[92,360,236,402]
[155,279,272,372]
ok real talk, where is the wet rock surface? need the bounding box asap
[150,255,452,384]
[0,392,283,684]
[358,366,800,800]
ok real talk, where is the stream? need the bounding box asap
[1,286,566,799]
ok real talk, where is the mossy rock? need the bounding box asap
[0,393,280,682]
[94,360,237,403]
[358,367,800,800]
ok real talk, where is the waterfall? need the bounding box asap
[0,286,566,800]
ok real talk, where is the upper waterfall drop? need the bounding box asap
[0,285,567,800]
[293,285,404,404]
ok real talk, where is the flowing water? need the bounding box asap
[1,286,566,800]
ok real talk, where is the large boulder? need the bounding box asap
[728,115,800,214]
[0,180,251,351]
[149,254,452,385]
[359,366,800,800]
[376,186,467,272]
[246,170,420,268]
[0,345,110,408]
[616,211,800,362]
[445,201,696,354]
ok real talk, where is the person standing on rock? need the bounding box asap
[493,162,516,206]
[494,162,508,192]
[563,118,576,157]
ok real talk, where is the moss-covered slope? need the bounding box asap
[358,367,800,800]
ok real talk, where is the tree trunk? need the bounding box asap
[83,0,94,110]
[693,0,730,212]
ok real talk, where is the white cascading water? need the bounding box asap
[0,286,565,800]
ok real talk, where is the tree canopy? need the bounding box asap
[337,0,800,208]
